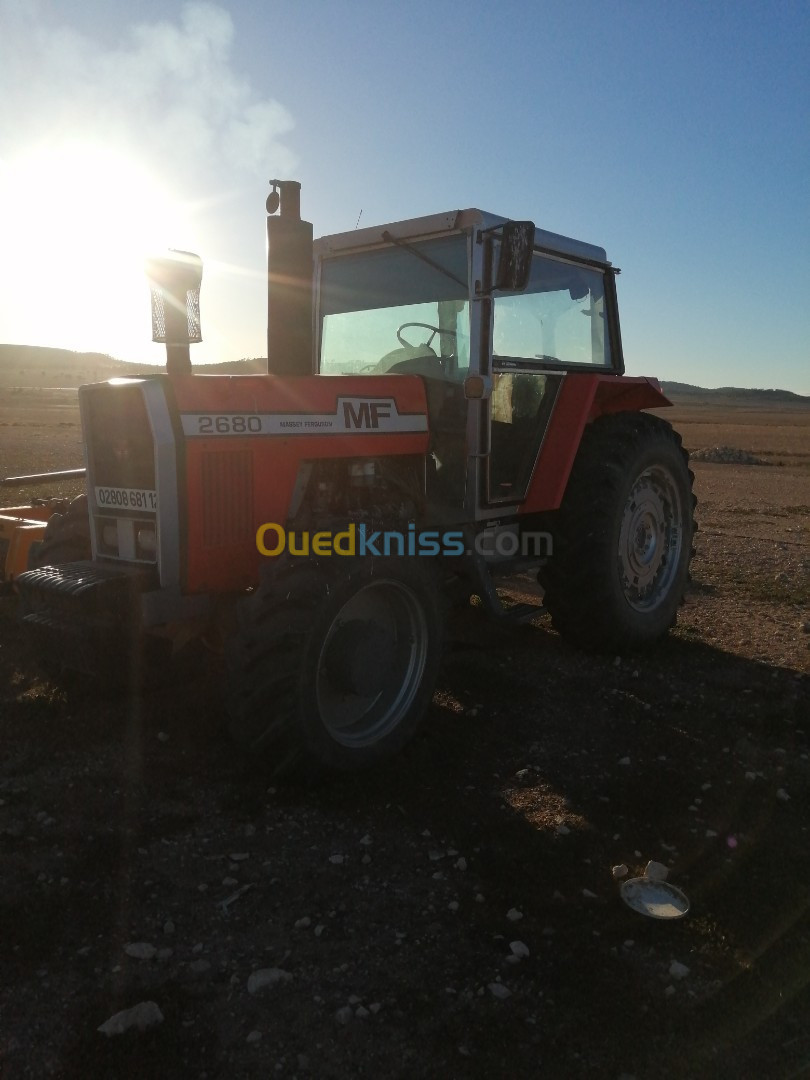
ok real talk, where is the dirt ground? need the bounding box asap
[1,390,809,1079]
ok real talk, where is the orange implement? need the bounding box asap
[0,505,56,582]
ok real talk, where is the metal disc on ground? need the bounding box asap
[620,877,690,919]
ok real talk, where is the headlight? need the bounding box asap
[137,528,157,554]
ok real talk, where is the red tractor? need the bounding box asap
[16,180,695,774]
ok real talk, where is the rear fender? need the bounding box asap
[520,374,671,514]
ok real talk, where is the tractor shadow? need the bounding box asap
[306,615,810,1076]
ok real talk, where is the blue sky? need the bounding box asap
[1,0,807,392]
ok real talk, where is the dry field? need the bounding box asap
[1,386,809,1079]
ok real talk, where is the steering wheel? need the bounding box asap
[397,322,457,349]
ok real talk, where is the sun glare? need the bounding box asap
[0,141,193,361]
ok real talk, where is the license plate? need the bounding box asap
[95,486,158,512]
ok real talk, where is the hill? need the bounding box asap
[660,380,809,405]
[0,345,267,387]
[1,345,807,403]
[0,345,133,387]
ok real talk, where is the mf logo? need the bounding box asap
[342,399,393,430]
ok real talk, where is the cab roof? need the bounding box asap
[315,208,609,266]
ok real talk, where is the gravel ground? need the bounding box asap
[1,396,809,1079]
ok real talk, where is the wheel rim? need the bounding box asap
[617,464,684,612]
[315,579,428,748]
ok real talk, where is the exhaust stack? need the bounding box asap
[266,180,314,376]
[146,250,203,376]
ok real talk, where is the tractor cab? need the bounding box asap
[311,203,624,519]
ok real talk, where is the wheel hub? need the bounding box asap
[618,466,683,612]
[315,578,428,749]
[323,619,396,696]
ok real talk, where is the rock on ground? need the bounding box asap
[247,968,293,994]
[98,1001,164,1036]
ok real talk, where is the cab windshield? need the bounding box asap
[318,235,470,379]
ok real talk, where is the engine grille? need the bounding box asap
[83,384,155,490]
[201,451,254,547]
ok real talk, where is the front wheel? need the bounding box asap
[539,412,696,650]
[28,494,91,568]
[225,557,442,776]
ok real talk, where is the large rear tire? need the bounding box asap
[539,412,696,650]
[225,557,442,776]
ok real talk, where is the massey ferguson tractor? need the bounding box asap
[13,180,695,775]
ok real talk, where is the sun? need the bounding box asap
[0,140,193,362]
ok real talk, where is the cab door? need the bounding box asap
[484,248,616,506]
[487,370,563,503]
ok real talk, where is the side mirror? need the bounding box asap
[494,221,535,292]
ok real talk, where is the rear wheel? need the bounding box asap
[539,412,696,650]
[225,557,442,776]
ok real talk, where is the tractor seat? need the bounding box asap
[377,346,441,377]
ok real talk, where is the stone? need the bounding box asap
[669,960,690,980]
[247,968,293,994]
[643,861,669,882]
[488,982,512,1000]
[335,1006,353,1024]
[98,1001,164,1036]
[124,943,156,961]
[506,908,523,922]
[611,864,629,879]
[246,1030,262,1044]
[509,941,530,958]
